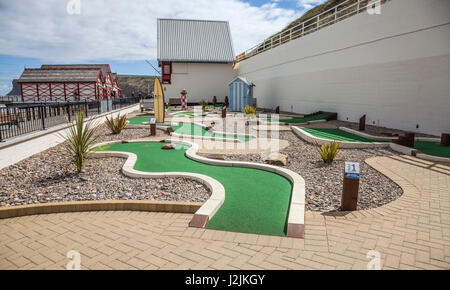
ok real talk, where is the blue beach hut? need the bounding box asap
[228,77,255,112]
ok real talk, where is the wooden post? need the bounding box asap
[441,133,450,147]
[395,133,415,148]
[150,118,156,136]
[342,162,360,211]
[222,106,227,118]
[359,115,366,131]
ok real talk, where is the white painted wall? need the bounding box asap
[164,62,237,103]
[237,0,450,136]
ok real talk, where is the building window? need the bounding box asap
[161,62,172,84]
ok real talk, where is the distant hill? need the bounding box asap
[118,75,156,98]
[6,79,20,96]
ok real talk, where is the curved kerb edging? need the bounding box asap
[90,139,306,238]
[293,126,450,163]
[292,126,389,149]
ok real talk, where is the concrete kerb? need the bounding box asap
[292,126,450,163]
[90,138,306,238]
[291,126,390,149]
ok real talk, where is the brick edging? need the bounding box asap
[0,200,202,220]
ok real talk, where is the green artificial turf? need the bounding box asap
[172,112,207,118]
[171,122,252,142]
[127,117,151,125]
[94,142,292,236]
[301,128,389,143]
[270,113,330,124]
[414,141,450,158]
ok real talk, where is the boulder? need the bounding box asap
[162,144,176,150]
[265,152,288,166]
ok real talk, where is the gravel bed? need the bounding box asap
[202,131,403,212]
[0,125,210,207]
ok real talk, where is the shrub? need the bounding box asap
[198,100,208,110]
[62,111,99,173]
[242,105,257,116]
[315,140,341,163]
[105,113,128,134]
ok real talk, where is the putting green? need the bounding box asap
[127,117,151,125]
[93,142,292,236]
[414,141,450,158]
[171,122,252,142]
[301,128,389,143]
[172,112,208,118]
[270,113,330,124]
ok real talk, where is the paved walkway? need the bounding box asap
[0,105,139,170]
[0,155,449,270]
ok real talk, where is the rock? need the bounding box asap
[162,144,176,150]
[265,152,288,166]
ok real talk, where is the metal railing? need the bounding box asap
[0,97,140,142]
[236,0,390,62]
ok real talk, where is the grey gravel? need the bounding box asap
[0,126,210,207]
[202,131,403,212]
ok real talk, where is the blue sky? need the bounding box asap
[0,0,326,95]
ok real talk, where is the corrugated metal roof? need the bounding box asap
[41,64,110,77]
[18,69,100,83]
[157,19,235,63]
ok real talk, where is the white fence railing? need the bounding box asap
[236,0,391,62]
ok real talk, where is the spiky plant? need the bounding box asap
[105,113,128,134]
[242,105,257,116]
[198,100,208,111]
[315,140,341,163]
[62,111,99,173]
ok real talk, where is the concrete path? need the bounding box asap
[0,154,449,269]
[0,105,139,170]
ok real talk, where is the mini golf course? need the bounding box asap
[301,128,389,143]
[126,118,252,142]
[414,141,450,158]
[93,142,292,236]
[172,112,208,118]
[171,123,252,142]
[270,113,330,124]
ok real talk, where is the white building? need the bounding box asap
[157,18,237,103]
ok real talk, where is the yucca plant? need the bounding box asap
[105,113,128,134]
[242,105,257,116]
[315,140,341,163]
[198,100,208,111]
[62,111,99,173]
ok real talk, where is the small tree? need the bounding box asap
[105,113,128,134]
[224,96,229,107]
[62,111,99,173]
[212,96,217,107]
